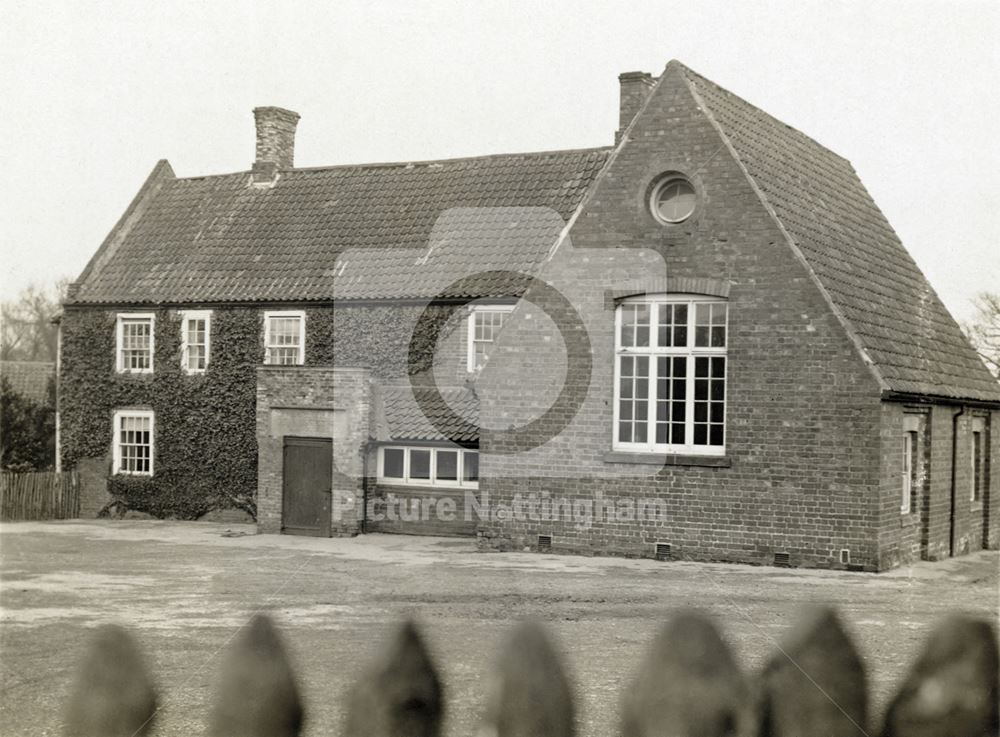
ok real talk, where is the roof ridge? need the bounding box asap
[675,61,852,166]
[173,145,613,182]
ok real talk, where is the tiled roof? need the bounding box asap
[376,384,479,444]
[0,361,54,404]
[679,64,1000,402]
[70,64,997,404]
[71,149,610,305]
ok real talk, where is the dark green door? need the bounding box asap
[282,437,332,536]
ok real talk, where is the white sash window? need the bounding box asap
[614,295,727,455]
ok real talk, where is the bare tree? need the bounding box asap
[1,280,69,363]
[962,291,1000,379]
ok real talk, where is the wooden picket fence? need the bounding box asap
[63,607,997,737]
[0,470,80,521]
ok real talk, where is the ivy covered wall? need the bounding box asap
[305,303,460,377]
[59,302,463,519]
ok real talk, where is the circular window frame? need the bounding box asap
[648,175,698,225]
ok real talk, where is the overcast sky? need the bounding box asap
[2,0,997,323]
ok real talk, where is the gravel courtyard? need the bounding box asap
[1,520,997,736]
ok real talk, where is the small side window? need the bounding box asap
[263,311,305,365]
[901,431,917,513]
[971,417,986,503]
[467,305,515,372]
[116,314,155,373]
[112,410,154,476]
[180,310,211,374]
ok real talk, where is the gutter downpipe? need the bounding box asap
[54,314,62,473]
[949,405,967,557]
[360,444,369,535]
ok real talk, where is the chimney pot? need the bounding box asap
[252,106,300,182]
[616,72,656,143]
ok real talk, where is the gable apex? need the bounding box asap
[659,62,999,402]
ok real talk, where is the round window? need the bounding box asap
[650,178,696,224]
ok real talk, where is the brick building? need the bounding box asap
[59,61,999,570]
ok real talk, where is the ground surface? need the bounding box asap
[1,521,997,736]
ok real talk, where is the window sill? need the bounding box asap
[375,481,478,492]
[602,451,731,468]
[899,512,919,528]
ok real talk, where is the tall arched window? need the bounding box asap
[614,294,727,455]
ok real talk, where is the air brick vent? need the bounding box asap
[654,542,672,561]
[840,549,851,565]
[537,534,552,550]
[773,552,791,568]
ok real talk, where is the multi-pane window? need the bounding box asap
[971,418,985,503]
[116,314,154,373]
[264,311,305,365]
[180,310,211,373]
[378,446,479,488]
[614,296,727,454]
[902,430,918,513]
[468,306,514,371]
[113,410,154,476]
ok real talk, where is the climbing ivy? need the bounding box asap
[59,303,460,519]
[61,308,260,519]
[307,303,460,377]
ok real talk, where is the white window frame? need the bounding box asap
[467,304,515,372]
[263,310,306,366]
[377,445,479,489]
[901,415,922,514]
[180,310,212,374]
[612,294,728,456]
[902,431,914,513]
[971,417,985,503]
[112,409,155,476]
[115,313,155,374]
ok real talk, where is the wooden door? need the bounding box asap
[282,437,332,537]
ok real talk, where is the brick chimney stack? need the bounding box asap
[252,106,300,183]
[616,72,656,143]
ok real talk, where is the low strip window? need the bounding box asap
[378,446,479,489]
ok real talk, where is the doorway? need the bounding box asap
[281,436,332,536]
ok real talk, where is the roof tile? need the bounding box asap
[680,64,1000,402]
[0,361,54,404]
[377,384,478,443]
[73,149,611,305]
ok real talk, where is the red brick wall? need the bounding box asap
[951,410,995,554]
[256,367,370,536]
[876,404,928,568]
[477,63,887,569]
[987,410,1000,549]
[365,483,477,537]
[892,405,1000,562]
[76,454,112,518]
